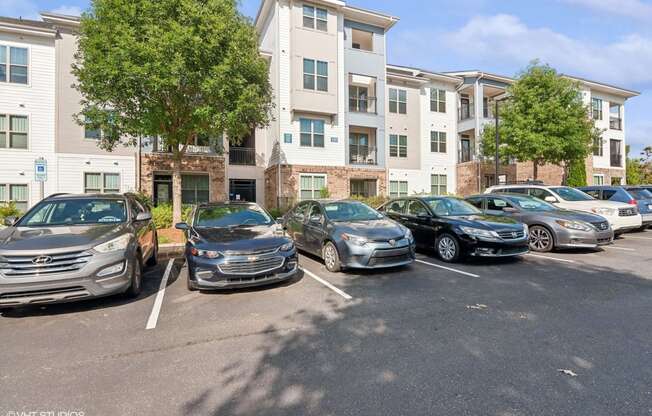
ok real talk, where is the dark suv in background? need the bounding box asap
[0,194,157,308]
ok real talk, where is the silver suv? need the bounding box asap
[0,193,158,308]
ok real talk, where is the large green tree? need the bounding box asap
[73,0,272,222]
[482,62,601,181]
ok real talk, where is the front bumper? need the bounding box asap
[459,235,529,258]
[555,228,614,249]
[338,238,416,269]
[187,249,299,290]
[641,213,652,226]
[0,251,133,307]
[608,214,643,232]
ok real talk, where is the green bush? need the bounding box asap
[268,207,289,220]
[151,204,194,229]
[348,195,390,210]
[319,187,331,199]
[566,159,587,187]
[0,202,21,221]
[132,191,153,210]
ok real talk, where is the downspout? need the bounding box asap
[475,73,485,193]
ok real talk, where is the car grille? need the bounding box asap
[497,230,525,240]
[591,221,610,231]
[0,251,92,277]
[618,207,638,217]
[0,286,90,301]
[218,256,285,276]
[221,247,280,257]
[368,246,412,267]
[597,237,612,244]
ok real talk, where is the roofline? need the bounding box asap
[40,11,81,27]
[387,64,463,84]
[0,17,57,37]
[562,74,640,98]
[444,70,516,84]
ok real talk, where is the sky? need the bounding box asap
[3,0,650,156]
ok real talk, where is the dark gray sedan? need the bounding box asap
[466,194,613,252]
[283,200,415,272]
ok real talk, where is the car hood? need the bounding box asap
[557,200,628,210]
[332,219,406,240]
[192,224,290,252]
[451,214,521,230]
[0,224,128,254]
[533,210,608,223]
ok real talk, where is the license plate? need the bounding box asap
[648,204,652,210]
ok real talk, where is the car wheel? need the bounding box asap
[323,242,342,273]
[529,225,554,252]
[125,256,143,298]
[437,234,460,263]
[146,235,158,267]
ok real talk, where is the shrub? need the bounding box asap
[566,159,587,187]
[0,202,21,221]
[319,187,331,199]
[132,191,153,210]
[151,204,195,229]
[348,195,390,210]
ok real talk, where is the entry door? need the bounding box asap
[153,175,172,206]
[460,96,471,119]
[229,179,256,202]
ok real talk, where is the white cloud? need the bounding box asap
[50,5,82,16]
[560,0,652,21]
[439,14,652,86]
[0,0,39,19]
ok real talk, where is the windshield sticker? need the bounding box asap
[324,206,339,212]
[98,216,122,223]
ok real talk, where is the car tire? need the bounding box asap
[124,255,143,298]
[323,241,342,273]
[529,225,554,252]
[437,234,461,263]
[146,235,159,267]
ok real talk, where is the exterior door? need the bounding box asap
[460,138,471,162]
[153,174,172,206]
[304,203,326,255]
[286,202,309,248]
[405,200,433,247]
[229,179,256,202]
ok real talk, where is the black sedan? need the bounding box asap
[378,196,529,262]
[175,202,299,290]
[283,200,415,272]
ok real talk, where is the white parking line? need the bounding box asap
[624,236,652,240]
[415,259,480,278]
[146,259,175,330]
[604,246,636,252]
[525,253,576,264]
[301,268,353,300]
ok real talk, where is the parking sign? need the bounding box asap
[35,158,47,182]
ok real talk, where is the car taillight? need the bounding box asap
[628,199,637,205]
[191,247,200,256]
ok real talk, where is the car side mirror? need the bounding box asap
[135,212,152,222]
[3,216,16,226]
[544,196,558,203]
[309,214,323,224]
[175,222,189,230]
[417,212,430,219]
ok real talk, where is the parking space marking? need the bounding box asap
[301,268,353,300]
[623,236,652,240]
[415,259,480,278]
[604,246,636,252]
[145,259,175,330]
[525,253,576,264]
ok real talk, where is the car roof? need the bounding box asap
[46,193,127,200]
[197,201,260,208]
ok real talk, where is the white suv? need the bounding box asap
[486,185,642,234]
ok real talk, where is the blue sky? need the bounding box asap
[3,0,650,155]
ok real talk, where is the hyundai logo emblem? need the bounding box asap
[389,239,396,246]
[32,256,53,265]
[512,232,518,238]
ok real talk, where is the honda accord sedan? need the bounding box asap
[378,196,529,262]
[466,194,613,252]
[0,193,157,308]
[283,200,415,272]
[176,202,298,290]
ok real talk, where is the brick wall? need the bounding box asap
[140,153,227,202]
[515,162,564,185]
[590,167,626,185]
[456,161,517,196]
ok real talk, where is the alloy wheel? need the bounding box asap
[324,245,337,270]
[530,227,552,252]
[438,237,457,261]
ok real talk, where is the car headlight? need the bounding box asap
[591,207,616,216]
[460,226,499,239]
[280,241,295,252]
[93,234,132,253]
[190,247,221,259]
[404,228,414,243]
[341,233,368,246]
[522,224,529,236]
[556,219,593,232]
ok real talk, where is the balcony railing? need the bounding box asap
[459,105,474,121]
[458,149,474,163]
[349,97,377,114]
[349,146,378,165]
[610,117,622,130]
[611,155,623,168]
[150,137,221,155]
[229,147,256,166]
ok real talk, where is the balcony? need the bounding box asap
[229,147,256,166]
[458,148,474,163]
[150,137,221,155]
[459,105,474,121]
[349,146,378,165]
[610,117,622,130]
[349,97,377,114]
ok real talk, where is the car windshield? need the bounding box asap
[505,195,558,211]
[18,198,127,226]
[426,198,480,216]
[550,187,594,201]
[627,188,652,200]
[194,205,273,228]
[323,201,383,222]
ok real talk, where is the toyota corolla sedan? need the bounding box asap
[176,202,298,290]
[378,196,529,262]
[466,194,613,252]
[283,200,415,272]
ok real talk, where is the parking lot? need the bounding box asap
[2,232,652,416]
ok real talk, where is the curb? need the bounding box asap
[158,243,185,260]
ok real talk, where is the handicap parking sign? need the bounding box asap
[35,158,47,182]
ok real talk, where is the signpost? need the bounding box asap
[34,158,47,201]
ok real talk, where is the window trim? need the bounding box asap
[303,58,328,92]
[389,180,408,198]
[0,44,29,85]
[180,173,210,205]
[430,174,448,196]
[299,118,325,148]
[83,172,121,194]
[593,137,603,157]
[302,4,328,31]
[299,173,327,200]
[0,183,29,212]
[430,88,446,113]
[593,174,605,186]
[389,88,407,114]
[0,113,29,150]
[591,97,603,121]
[430,131,447,153]
[389,134,407,158]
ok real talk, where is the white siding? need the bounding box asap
[56,154,136,194]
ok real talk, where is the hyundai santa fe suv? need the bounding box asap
[0,193,158,308]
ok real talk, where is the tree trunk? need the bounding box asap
[533,160,539,181]
[172,158,183,225]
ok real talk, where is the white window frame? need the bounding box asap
[84,172,121,194]
[299,118,325,148]
[0,44,29,85]
[430,89,446,113]
[181,173,210,205]
[430,131,447,153]
[0,183,29,212]
[593,137,603,157]
[389,88,407,114]
[0,114,29,150]
[303,58,328,92]
[431,174,447,196]
[389,181,408,198]
[389,134,407,158]
[299,174,327,200]
[302,4,328,31]
[591,97,603,121]
[593,174,605,186]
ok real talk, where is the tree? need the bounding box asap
[627,145,644,185]
[566,159,587,187]
[73,0,272,222]
[482,62,601,180]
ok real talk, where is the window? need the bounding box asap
[389,135,407,158]
[593,175,604,185]
[181,174,209,204]
[84,116,102,140]
[430,174,447,195]
[351,28,373,51]
[0,184,28,212]
[0,46,28,84]
[349,85,370,113]
[350,179,377,198]
[303,5,327,31]
[389,88,407,114]
[385,199,406,214]
[84,173,120,193]
[611,177,623,186]
[430,89,446,113]
[300,174,326,200]
[529,188,553,201]
[389,181,408,198]
[407,200,428,217]
[593,137,603,157]
[303,58,328,91]
[610,139,622,167]
[430,131,446,153]
[487,197,509,211]
[300,118,325,147]
[591,98,603,120]
[609,103,622,130]
[466,197,484,209]
[0,115,28,149]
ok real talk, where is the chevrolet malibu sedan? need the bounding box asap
[283,200,415,272]
[378,196,529,262]
[176,202,298,290]
[466,193,613,252]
